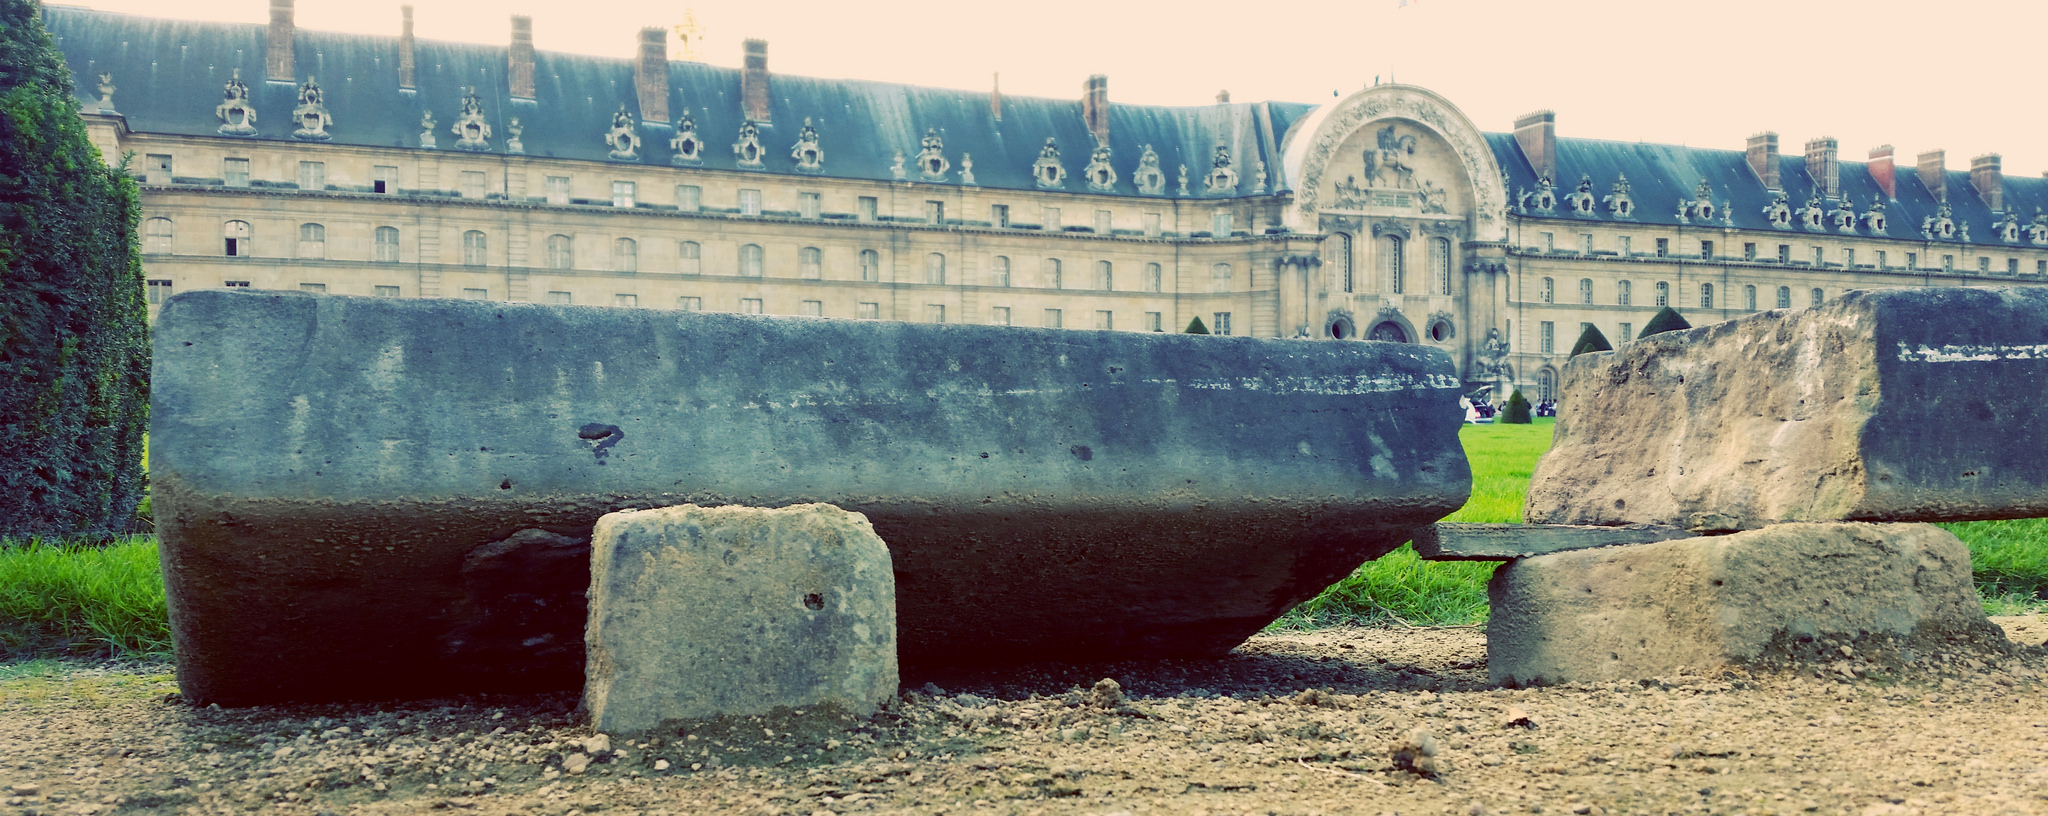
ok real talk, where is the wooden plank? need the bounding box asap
[1411,522,1698,561]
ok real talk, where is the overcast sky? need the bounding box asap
[68,0,2048,180]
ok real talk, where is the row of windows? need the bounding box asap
[1329,235,1457,296]
[1537,276,1827,311]
[1535,231,2048,275]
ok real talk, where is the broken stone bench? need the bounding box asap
[152,290,1471,705]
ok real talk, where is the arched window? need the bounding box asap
[461,230,487,266]
[860,249,880,282]
[1810,287,1824,307]
[374,226,400,263]
[991,256,1011,287]
[1537,368,1557,402]
[1380,236,1404,294]
[1617,279,1632,306]
[740,244,764,277]
[1776,286,1791,308]
[1743,284,1757,311]
[1431,238,1452,295]
[1211,263,1233,293]
[925,252,946,284]
[1578,278,1593,304]
[1144,262,1162,293]
[1333,233,1354,293]
[223,220,251,257]
[801,247,822,280]
[1699,282,1713,309]
[1540,277,1554,303]
[679,241,702,275]
[144,217,173,253]
[612,238,637,272]
[547,235,573,270]
[1095,260,1113,290]
[1043,258,1062,289]
[297,223,325,259]
[1654,280,1669,306]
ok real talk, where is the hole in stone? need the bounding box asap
[803,593,824,611]
[499,479,512,490]
[723,550,738,567]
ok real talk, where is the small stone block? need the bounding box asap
[585,503,897,734]
[1410,523,1695,561]
[1486,522,2007,687]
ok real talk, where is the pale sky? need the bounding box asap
[67,0,2048,179]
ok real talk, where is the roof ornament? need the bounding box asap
[1177,164,1190,197]
[1677,179,1714,223]
[1132,145,1165,196]
[1518,176,1556,213]
[216,68,258,137]
[959,153,976,186]
[1762,191,1792,229]
[1204,144,1237,195]
[1563,174,1596,215]
[1922,202,1957,241]
[1031,137,1065,189]
[291,76,334,141]
[890,150,907,181]
[1084,142,1116,192]
[1252,159,1268,195]
[1860,196,1886,233]
[450,87,491,151]
[1996,211,2021,244]
[917,128,950,182]
[1798,192,1825,231]
[1603,174,1635,218]
[2026,208,2048,246]
[417,110,437,149]
[789,117,823,173]
[95,73,116,113]
[732,120,764,168]
[670,110,702,166]
[606,105,641,161]
[1831,193,1859,233]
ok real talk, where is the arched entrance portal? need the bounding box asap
[1367,321,1408,343]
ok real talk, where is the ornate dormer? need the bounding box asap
[731,120,764,168]
[215,68,258,136]
[2028,208,2048,245]
[1564,174,1597,215]
[789,117,823,173]
[290,76,333,141]
[1830,194,1858,233]
[1762,191,1792,228]
[1084,142,1116,192]
[1031,138,1065,189]
[605,105,639,161]
[916,128,950,181]
[449,87,490,151]
[1518,176,1557,213]
[1603,174,1635,218]
[418,111,437,149]
[505,118,525,154]
[1861,196,1886,233]
[1798,192,1825,231]
[1997,211,2021,243]
[669,111,702,165]
[1204,144,1237,195]
[1922,202,1957,240]
[1677,179,1715,223]
[1132,145,1166,195]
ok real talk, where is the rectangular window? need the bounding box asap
[1212,312,1233,336]
[612,294,637,308]
[990,306,1011,326]
[1093,310,1113,331]
[1143,263,1162,293]
[740,298,764,314]
[1876,250,1888,268]
[926,304,946,324]
[1811,288,1825,307]
[374,286,400,297]
[801,300,823,317]
[1142,213,1161,238]
[2039,260,2047,275]
[857,302,880,320]
[739,189,762,216]
[612,181,636,208]
[1978,256,1991,272]
[1700,282,1714,309]
[858,196,878,222]
[1743,242,1756,261]
[145,279,172,304]
[800,192,821,219]
[547,291,572,305]
[298,161,325,191]
[224,158,250,188]
[678,241,702,275]
[1654,238,1668,257]
[1539,232,1553,252]
[1144,311,1163,332]
[1540,321,1555,354]
[1095,210,1112,234]
[991,204,1009,228]
[925,200,945,224]
[1814,247,1825,265]
[1579,278,1593,304]
[461,171,486,200]
[1580,234,1593,254]
[1942,254,1954,271]
[1700,240,1713,260]
[546,176,570,206]
[1043,308,1063,329]
[1212,210,1233,236]
[1619,236,1632,255]
[373,165,396,194]
[1844,248,1856,267]
[1907,252,1918,269]
[1778,244,1791,263]
[299,283,326,293]
[461,288,488,300]
[860,250,880,282]
[677,185,702,212]
[678,296,702,311]
[145,154,172,185]
[1618,322,1632,340]
[1044,207,1061,231]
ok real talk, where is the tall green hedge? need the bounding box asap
[1500,389,1532,424]
[0,0,151,538]
[1637,306,1692,339]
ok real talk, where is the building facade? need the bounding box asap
[48,1,2048,401]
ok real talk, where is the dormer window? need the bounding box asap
[1763,193,1793,228]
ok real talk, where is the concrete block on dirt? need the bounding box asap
[151,290,1470,705]
[585,504,896,733]
[1486,522,2007,687]
[1526,287,2048,531]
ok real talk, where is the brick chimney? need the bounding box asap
[990,73,1002,122]
[1216,89,1229,104]
[1917,149,1946,201]
[265,0,294,82]
[1081,74,1109,146]
[1745,132,1780,190]
[398,5,415,90]
[1970,154,2004,211]
[1867,145,1896,200]
[634,27,667,123]
[1513,110,1556,181]
[1804,137,1839,198]
[741,39,770,123]
[509,16,534,100]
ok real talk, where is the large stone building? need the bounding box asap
[49,1,2048,401]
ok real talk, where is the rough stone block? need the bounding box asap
[1410,523,1694,561]
[1487,522,2007,687]
[1527,287,2048,530]
[152,290,1469,704]
[585,504,896,733]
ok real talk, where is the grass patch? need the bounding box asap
[0,536,171,660]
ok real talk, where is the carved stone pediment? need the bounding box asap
[1289,87,1507,240]
[1204,144,1237,195]
[605,106,640,161]
[1563,174,1596,216]
[450,87,490,151]
[1604,174,1635,218]
[292,76,334,141]
[731,120,764,168]
[215,68,258,137]
[1132,145,1166,195]
[917,128,950,181]
[1084,142,1116,192]
[1031,137,1064,189]
[1371,221,1413,240]
[669,111,702,166]
[1519,177,1556,213]
[1762,192,1792,229]
[789,117,822,173]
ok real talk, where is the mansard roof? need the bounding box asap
[42,5,1311,198]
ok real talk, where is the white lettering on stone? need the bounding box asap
[1896,342,2048,363]
[1147,373,1461,394]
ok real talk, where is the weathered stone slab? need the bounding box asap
[1526,287,2048,531]
[152,290,1470,705]
[585,504,896,733]
[1410,523,1695,561]
[1486,522,2008,687]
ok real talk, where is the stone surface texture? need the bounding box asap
[1525,286,2048,531]
[151,290,1469,704]
[1410,522,1695,561]
[1486,522,2008,687]
[585,504,896,733]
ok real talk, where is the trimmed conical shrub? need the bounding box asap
[1637,306,1692,339]
[1184,316,1210,335]
[1568,324,1613,357]
[1501,390,1532,424]
[0,0,152,538]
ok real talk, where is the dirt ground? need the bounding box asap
[3,617,2046,816]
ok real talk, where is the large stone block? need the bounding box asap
[585,504,896,733]
[1526,287,2048,530]
[1487,522,2006,687]
[152,290,1470,704]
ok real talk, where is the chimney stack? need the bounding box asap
[1804,137,1839,197]
[634,27,668,123]
[1867,145,1896,200]
[265,0,295,82]
[1745,132,1780,190]
[509,16,534,100]
[398,5,415,90]
[1971,154,2004,211]
[1081,74,1109,146]
[1216,89,1230,104]
[741,39,770,122]
[990,73,1002,121]
[1513,110,1556,182]
[1917,149,1947,201]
